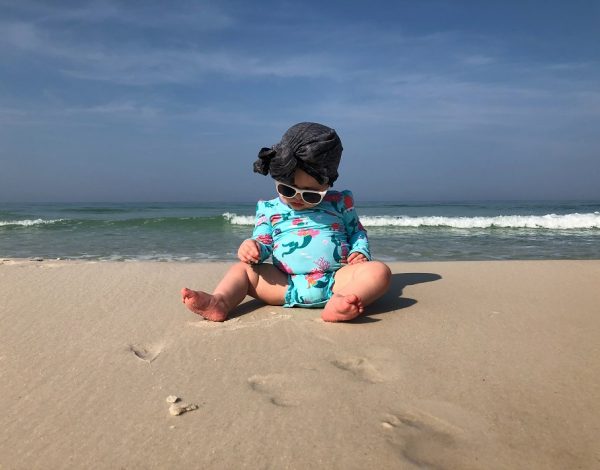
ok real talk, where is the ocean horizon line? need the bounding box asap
[3,198,600,205]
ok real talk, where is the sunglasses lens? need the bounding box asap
[277,183,296,198]
[302,192,322,204]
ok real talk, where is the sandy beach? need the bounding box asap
[0,259,599,469]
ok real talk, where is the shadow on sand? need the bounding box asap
[351,272,442,323]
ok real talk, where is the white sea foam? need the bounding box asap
[222,212,600,230]
[360,212,600,229]
[0,219,63,227]
[222,212,255,225]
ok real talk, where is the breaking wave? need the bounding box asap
[0,219,64,227]
[222,212,600,230]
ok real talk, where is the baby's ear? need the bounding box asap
[253,147,277,175]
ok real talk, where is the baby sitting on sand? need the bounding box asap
[182,122,391,322]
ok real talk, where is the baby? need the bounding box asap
[182,122,391,322]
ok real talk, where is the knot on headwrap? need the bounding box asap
[253,147,277,175]
[253,122,343,186]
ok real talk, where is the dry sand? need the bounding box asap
[0,259,599,469]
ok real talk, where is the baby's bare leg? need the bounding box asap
[182,262,288,321]
[322,261,391,322]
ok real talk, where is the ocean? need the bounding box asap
[1,201,599,262]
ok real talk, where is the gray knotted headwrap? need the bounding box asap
[253,122,343,186]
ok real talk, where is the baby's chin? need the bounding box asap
[288,201,310,210]
[288,203,316,211]
[279,197,311,211]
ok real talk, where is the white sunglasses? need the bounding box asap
[275,182,328,205]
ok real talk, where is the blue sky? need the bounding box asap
[1,0,599,202]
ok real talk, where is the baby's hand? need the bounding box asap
[238,239,261,264]
[347,252,368,265]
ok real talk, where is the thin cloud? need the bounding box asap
[59,49,341,84]
[66,101,160,118]
[544,62,593,71]
[307,70,600,134]
[461,54,496,66]
[1,19,341,84]
[1,0,235,30]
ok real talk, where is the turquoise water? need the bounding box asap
[1,201,599,261]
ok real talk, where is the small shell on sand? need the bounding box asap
[169,403,199,416]
[166,395,180,403]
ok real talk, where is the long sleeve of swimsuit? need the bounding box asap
[251,201,274,262]
[340,190,372,261]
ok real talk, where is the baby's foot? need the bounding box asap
[181,288,228,322]
[321,293,364,322]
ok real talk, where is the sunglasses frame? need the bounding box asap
[275,182,328,205]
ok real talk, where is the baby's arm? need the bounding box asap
[341,191,371,263]
[245,201,274,264]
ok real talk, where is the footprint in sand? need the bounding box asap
[247,374,300,407]
[128,342,164,364]
[381,403,497,469]
[330,356,384,383]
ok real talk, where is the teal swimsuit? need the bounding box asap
[251,190,371,308]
